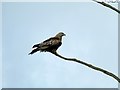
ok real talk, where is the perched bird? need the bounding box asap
[29,32,66,55]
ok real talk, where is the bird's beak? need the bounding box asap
[63,34,66,36]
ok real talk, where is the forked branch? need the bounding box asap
[93,0,120,14]
[52,52,120,83]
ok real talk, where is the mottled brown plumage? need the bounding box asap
[29,32,66,55]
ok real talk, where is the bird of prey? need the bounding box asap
[29,32,66,55]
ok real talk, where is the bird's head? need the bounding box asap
[55,32,66,37]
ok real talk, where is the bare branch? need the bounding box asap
[52,52,120,83]
[93,0,120,14]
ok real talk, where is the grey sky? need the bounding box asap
[2,2,118,88]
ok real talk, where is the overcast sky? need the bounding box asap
[2,2,118,88]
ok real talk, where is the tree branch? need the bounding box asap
[93,0,120,14]
[51,52,120,83]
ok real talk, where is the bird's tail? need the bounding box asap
[32,44,40,48]
[28,48,39,55]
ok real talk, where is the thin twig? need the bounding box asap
[93,0,120,14]
[52,52,120,83]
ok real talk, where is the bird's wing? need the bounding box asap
[36,37,60,50]
[41,37,60,46]
[32,37,59,48]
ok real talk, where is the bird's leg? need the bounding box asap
[50,50,57,55]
